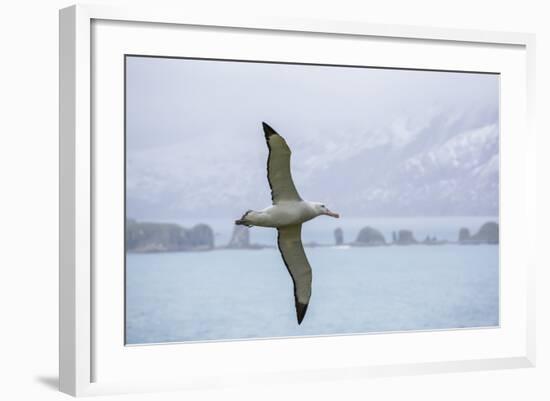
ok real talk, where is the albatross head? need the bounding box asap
[311,202,340,218]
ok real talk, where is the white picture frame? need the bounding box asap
[59,4,536,397]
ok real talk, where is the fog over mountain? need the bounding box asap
[126,56,499,220]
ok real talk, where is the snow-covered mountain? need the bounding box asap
[125,56,499,220]
[127,110,499,219]
[354,122,498,216]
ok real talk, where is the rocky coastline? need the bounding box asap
[126,218,499,253]
[347,221,498,247]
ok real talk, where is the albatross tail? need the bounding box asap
[235,210,253,227]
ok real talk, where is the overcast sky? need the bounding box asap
[126,56,499,220]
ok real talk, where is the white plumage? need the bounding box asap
[236,122,339,324]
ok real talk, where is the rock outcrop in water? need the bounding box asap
[334,228,344,246]
[458,227,471,242]
[472,222,499,243]
[188,224,215,249]
[126,218,214,252]
[395,229,417,245]
[227,225,250,248]
[226,225,265,249]
[459,222,499,244]
[352,226,386,246]
[422,235,446,245]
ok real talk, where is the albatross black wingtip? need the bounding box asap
[262,121,277,138]
[295,301,309,325]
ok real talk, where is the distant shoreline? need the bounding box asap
[126,217,498,254]
[126,240,498,254]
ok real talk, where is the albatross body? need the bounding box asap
[236,122,339,324]
[239,201,331,228]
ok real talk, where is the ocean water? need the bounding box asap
[126,217,499,345]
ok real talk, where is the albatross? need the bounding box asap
[235,122,340,324]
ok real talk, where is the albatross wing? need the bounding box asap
[263,122,302,204]
[277,224,312,324]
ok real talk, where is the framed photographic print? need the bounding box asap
[59,4,536,396]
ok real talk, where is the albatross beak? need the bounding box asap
[325,210,340,218]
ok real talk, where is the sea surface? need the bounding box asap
[125,216,499,344]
